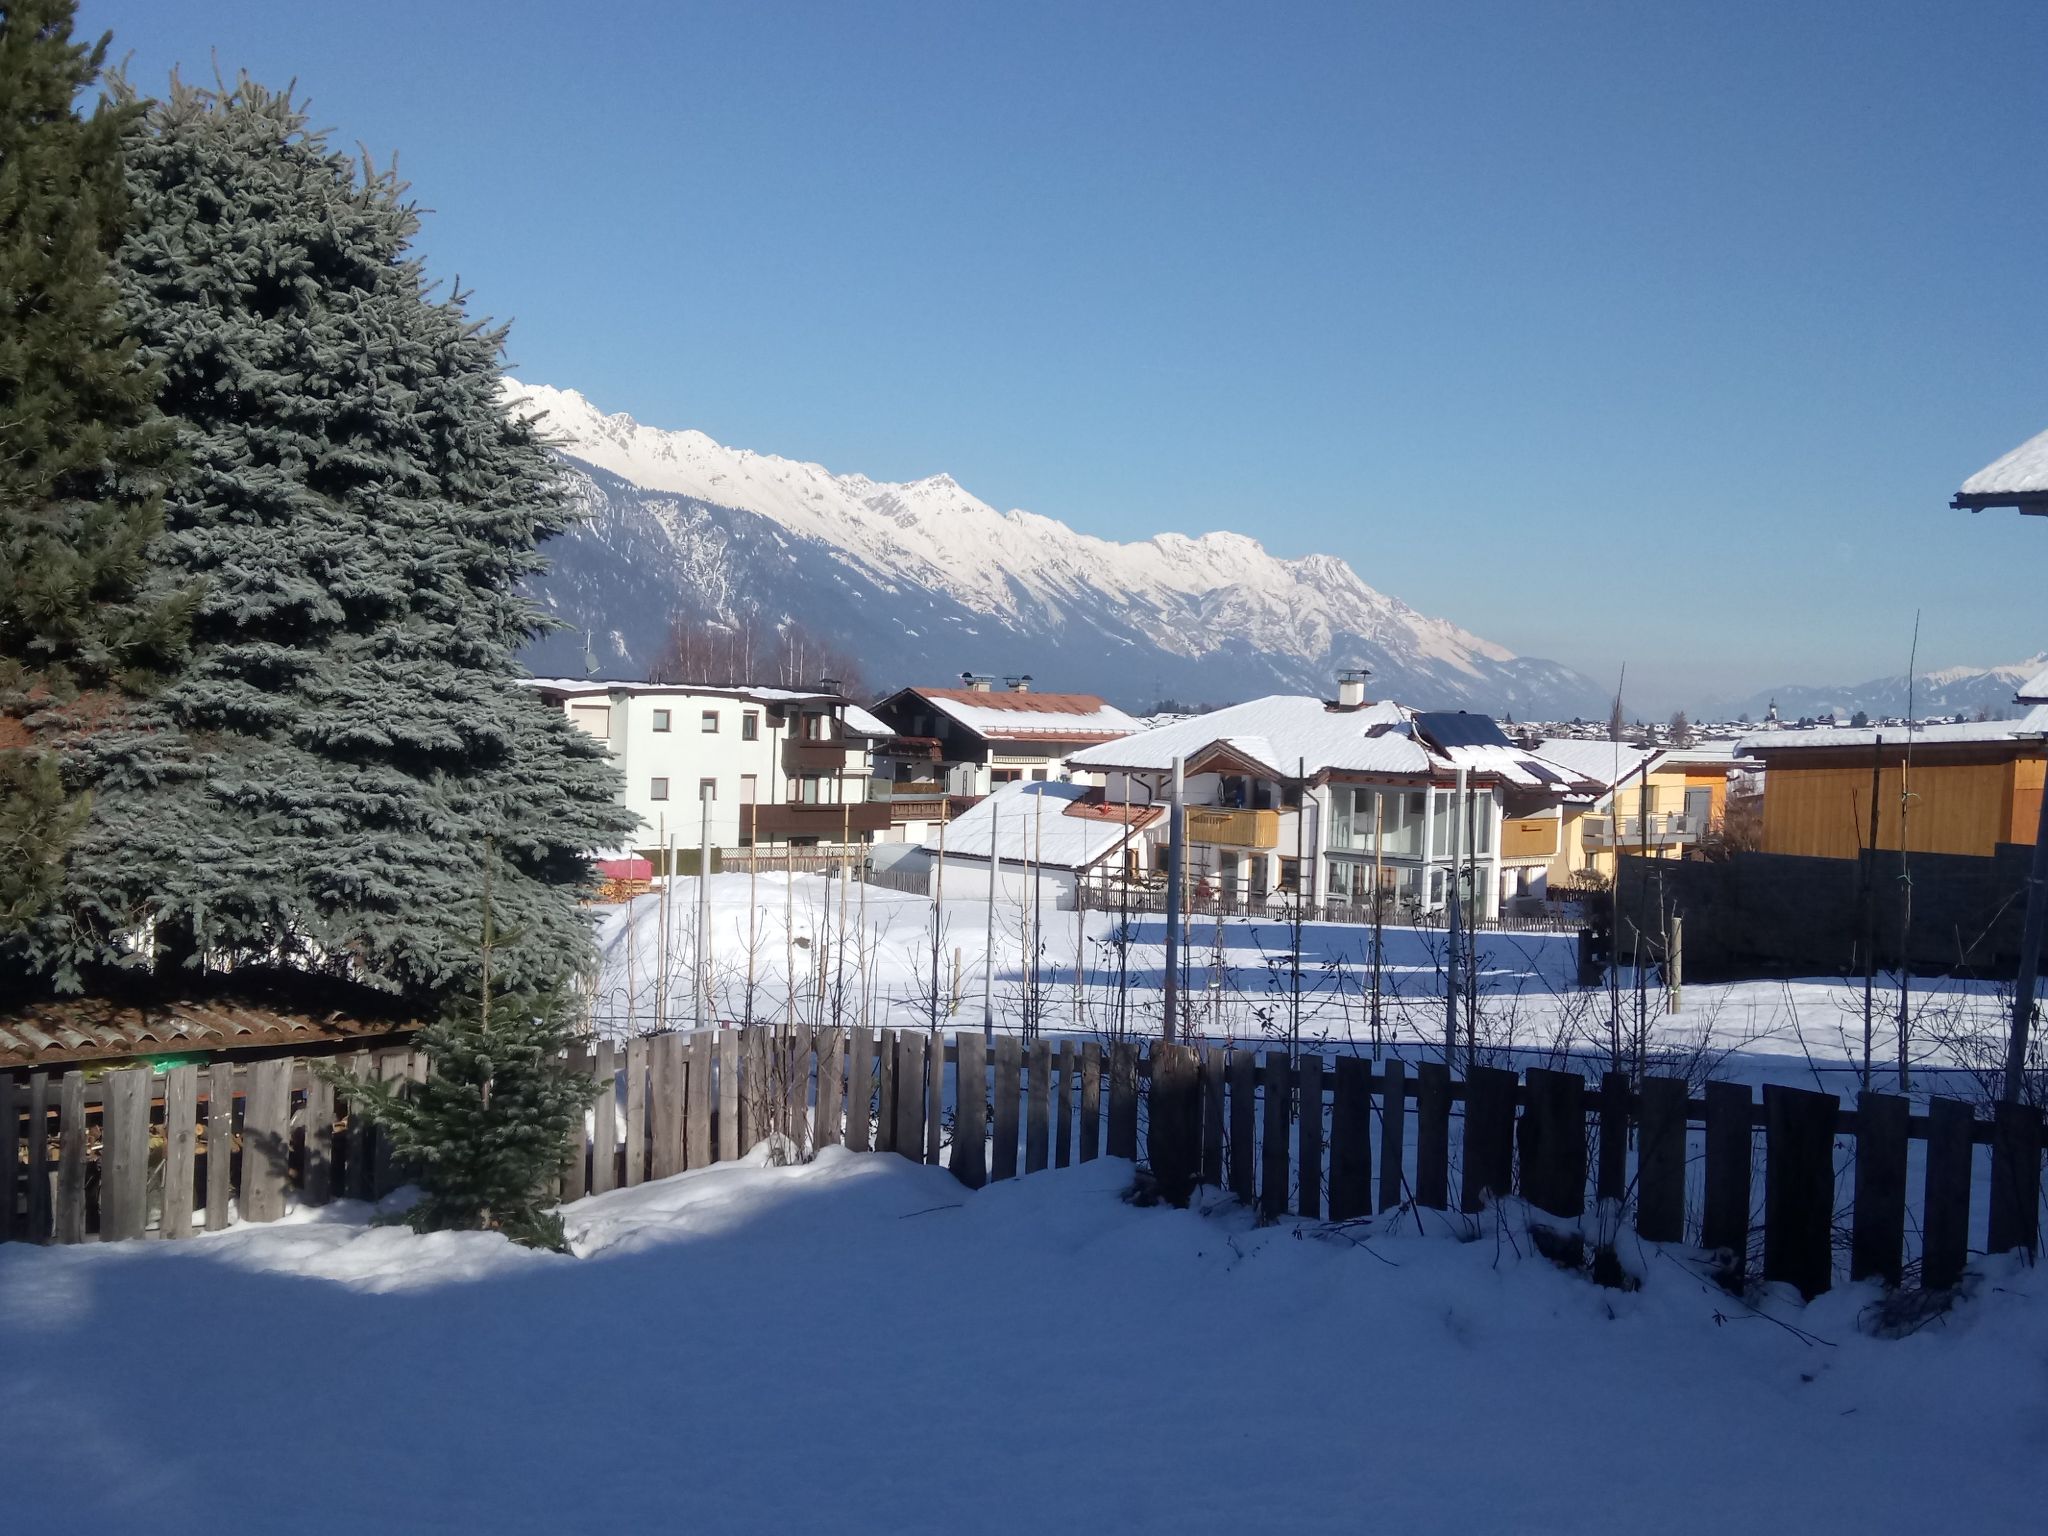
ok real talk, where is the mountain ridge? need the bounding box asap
[1731,654,2048,722]
[509,381,1609,716]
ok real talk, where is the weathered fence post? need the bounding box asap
[1761,1084,1837,1300]
[55,1071,85,1243]
[814,1028,843,1154]
[1026,1038,1052,1174]
[1260,1051,1290,1219]
[1701,1080,1752,1279]
[992,1035,1022,1181]
[895,1031,927,1161]
[875,1028,898,1155]
[27,1071,53,1240]
[0,1074,19,1244]
[1057,1040,1079,1170]
[650,1034,682,1180]
[1850,1090,1909,1287]
[1148,1041,1201,1207]
[240,1058,294,1225]
[160,1066,200,1237]
[1107,1043,1139,1160]
[1987,1101,2043,1259]
[953,1030,987,1188]
[562,1044,590,1201]
[205,1064,236,1226]
[1199,1045,1224,1187]
[841,1026,870,1155]
[623,1036,649,1187]
[1228,1047,1256,1204]
[716,1029,741,1162]
[1328,1056,1372,1222]
[925,1027,945,1167]
[1596,1070,1630,1211]
[1519,1067,1585,1221]
[1460,1065,1517,1215]
[590,1041,618,1195]
[1635,1076,1688,1245]
[301,1069,334,1209]
[1413,1061,1450,1211]
[1079,1042,1102,1163]
[100,1066,151,1241]
[1922,1096,1975,1291]
[1377,1058,1406,1213]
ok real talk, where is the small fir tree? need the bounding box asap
[0,0,190,957]
[334,852,598,1250]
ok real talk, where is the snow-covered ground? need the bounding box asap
[3,1150,2039,1532]
[590,873,2019,1100]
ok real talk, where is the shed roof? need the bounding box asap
[924,781,1161,870]
[1953,425,2048,512]
[0,996,410,1072]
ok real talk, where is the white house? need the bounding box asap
[1066,679,1598,922]
[524,679,890,859]
[870,677,1141,797]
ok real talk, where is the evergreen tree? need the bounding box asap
[27,77,631,996]
[0,1,190,951]
[333,852,596,1249]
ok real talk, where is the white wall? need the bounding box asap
[929,856,1078,910]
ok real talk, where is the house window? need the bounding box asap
[800,775,824,805]
[569,704,610,738]
[699,778,717,801]
[650,777,670,801]
[1030,768,1048,782]
[742,712,759,741]
[991,768,1021,785]
[803,712,828,741]
[1278,857,1302,893]
[651,709,671,733]
[701,711,719,733]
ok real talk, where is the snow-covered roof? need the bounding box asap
[905,688,1141,743]
[1955,425,2048,510]
[521,677,851,707]
[2018,663,2048,705]
[1740,704,2048,752]
[1529,739,1659,791]
[841,703,891,737]
[923,782,1161,870]
[1072,696,1599,790]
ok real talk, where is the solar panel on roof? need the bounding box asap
[1413,711,1512,750]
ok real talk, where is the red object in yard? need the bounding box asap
[597,857,654,882]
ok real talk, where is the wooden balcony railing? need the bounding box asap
[1183,807,1281,849]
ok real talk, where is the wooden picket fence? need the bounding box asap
[6,1027,2043,1306]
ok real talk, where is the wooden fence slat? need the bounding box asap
[1413,1061,1450,1211]
[371,1049,409,1197]
[1850,1090,1909,1287]
[1922,1096,1975,1291]
[740,1025,766,1153]
[1518,1067,1584,1221]
[761,1028,782,1163]
[894,1031,927,1161]
[681,1030,710,1170]
[1296,1055,1324,1219]
[1701,1080,1751,1273]
[1260,1051,1290,1219]
[301,1071,334,1209]
[0,1073,21,1243]
[952,1029,987,1188]
[1377,1058,1406,1213]
[205,1064,235,1229]
[992,1035,1022,1181]
[1596,1070,1630,1208]
[1762,1084,1837,1300]
[715,1029,740,1162]
[160,1066,199,1238]
[1057,1041,1078,1171]
[649,1034,682,1180]
[875,1028,899,1155]
[1635,1076,1689,1245]
[1199,1045,1224,1187]
[55,1071,86,1243]
[1148,1042,1201,1207]
[1108,1043,1140,1161]
[25,1072,52,1242]
[560,1045,590,1200]
[240,1058,293,1225]
[1228,1047,1256,1203]
[1025,1039,1052,1175]
[590,1041,618,1196]
[790,1023,815,1161]
[1987,1101,2043,1259]
[1328,1056,1371,1221]
[340,1051,371,1202]
[1079,1042,1102,1163]
[1459,1065,1516,1215]
[926,1027,945,1166]
[844,1026,873,1155]
[815,1028,844,1152]
[98,1067,151,1242]
[623,1037,649,1187]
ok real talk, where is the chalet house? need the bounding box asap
[870,677,1141,797]
[523,679,890,857]
[1738,678,2048,861]
[1529,738,1759,886]
[1065,678,1598,921]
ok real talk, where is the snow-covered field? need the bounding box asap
[590,873,2018,1100]
[3,1149,2039,1532]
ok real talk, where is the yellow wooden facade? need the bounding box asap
[1750,743,2045,861]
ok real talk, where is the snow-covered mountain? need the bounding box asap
[1732,655,2048,722]
[509,381,1608,715]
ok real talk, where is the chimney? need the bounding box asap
[1006,674,1033,694]
[818,675,842,696]
[961,672,993,693]
[1334,667,1370,709]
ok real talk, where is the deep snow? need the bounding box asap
[2,1150,2040,1533]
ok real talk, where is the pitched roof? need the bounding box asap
[0,997,409,1072]
[1528,738,1659,792]
[1740,704,2048,753]
[924,781,1161,870]
[1953,425,2048,512]
[2019,662,2048,705]
[903,687,1141,743]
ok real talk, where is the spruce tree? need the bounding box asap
[333,851,596,1249]
[29,76,631,997]
[0,1,189,951]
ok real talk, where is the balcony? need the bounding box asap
[1184,807,1281,849]
[1581,813,1704,848]
[741,802,892,841]
[783,740,851,776]
[1500,816,1561,859]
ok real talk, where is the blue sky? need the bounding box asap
[86,1,2047,712]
